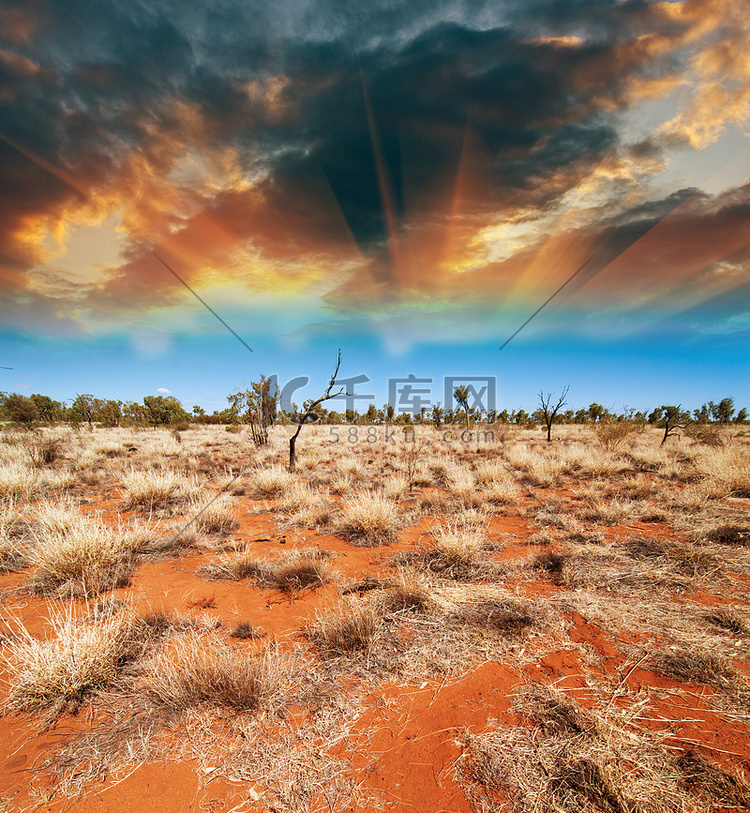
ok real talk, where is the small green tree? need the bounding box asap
[710,397,735,424]
[1,392,39,427]
[95,399,122,427]
[143,395,188,427]
[431,404,444,428]
[29,394,63,424]
[228,375,278,446]
[71,393,96,430]
[453,385,471,430]
[588,403,605,423]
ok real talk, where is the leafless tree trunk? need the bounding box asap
[289,351,343,470]
[538,386,569,442]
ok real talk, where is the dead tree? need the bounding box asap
[289,350,343,471]
[538,386,569,442]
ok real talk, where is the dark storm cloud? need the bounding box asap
[0,0,696,297]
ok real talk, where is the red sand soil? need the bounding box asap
[1,480,749,813]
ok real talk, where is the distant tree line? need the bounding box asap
[1,389,746,430]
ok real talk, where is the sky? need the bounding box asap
[1,0,749,415]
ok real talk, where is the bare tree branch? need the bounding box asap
[538,385,570,442]
[289,350,344,470]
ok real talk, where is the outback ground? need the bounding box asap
[0,421,749,813]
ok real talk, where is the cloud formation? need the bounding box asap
[0,0,748,346]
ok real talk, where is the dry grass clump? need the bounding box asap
[675,750,750,808]
[0,460,39,501]
[278,480,319,513]
[648,648,743,694]
[558,548,690,594]
[28,503,147,596]
[445,464,477,501]
[474,461,513,485]
[306,598,382,658]
[506,447,564,487]
[26,435,66,468]
[250,465,295,496]
[702,523,749,547]
[485,479,521,505]
[393,518,500,581]
[455,683,721,813]
[337,492,400,546]
[329,473,354,495]
[564,443,628,478]
[202,548,334,595]
[531,550,568,581]
[0,499,30,571]
[379,569,433,614]
[201,550,268,581]
[702,606,750,636]
[230,621,266,640]
[595,421,639,451]
[268,549,334,594]
[620,537,721,577]
[2,608,144,717]
[382,475,409,500]
[453,596,541,636]
[694,446,750,498]
[121,469,201,511]
[146,638,285,712]
[578,496,634,525]
[425,519,485,578]
[668,485,709,513]
[191,494,238,534]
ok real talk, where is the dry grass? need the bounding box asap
[455,683,736,813]
[306,598,382,658]
[2,607,144,718]
[578,496,634,525]
[278,481,320,513]
[251,465,295,497]
[451,595,541,636]
[0,460,39,501]
[620,536,721,577]
[201,550,268,581]
[384,569,434,613]
[121,469,201,511]
[337,491,400,546]
[648,648,749,702]
[675,750,750,808]
[146,637,286,712]
[3,423,750,808]
[399,518,498,580]
[28,502,148,596]
[703,522,749,546]
[191,493,238,534]
[269,549,335,594]
[0,498,30,571]
[702,606,750,636]
[202,548,334,595]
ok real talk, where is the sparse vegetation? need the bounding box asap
[306,598,382,657]
[1,421,749,811]
[2,608,145,717]
[146,638,285,711]
[337,491,400,546]
[28,502,148,596]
